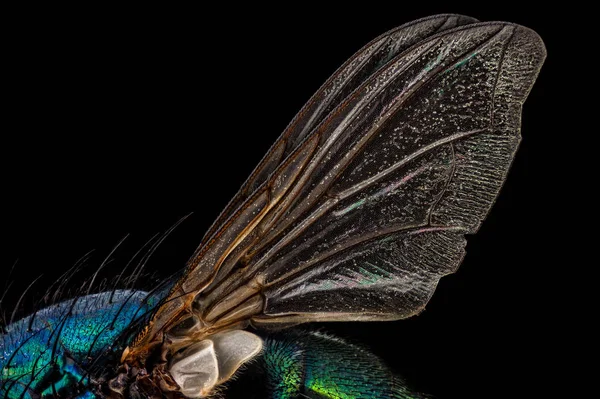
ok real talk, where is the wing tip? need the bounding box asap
[512,23,547,70]
[497,23,547,109]
[505,22,548,63]
[493,22,547,70]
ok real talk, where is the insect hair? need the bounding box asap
[0,215,191,398]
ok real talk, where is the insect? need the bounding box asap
[1,14,545,399]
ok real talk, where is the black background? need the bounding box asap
[2,5,570,399]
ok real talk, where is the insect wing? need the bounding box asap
[198,14,479,247]
[205,22,546,327]
[134,19,545,350]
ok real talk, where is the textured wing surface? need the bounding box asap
[139,15,481,340]
[135,20,545,348]
[201,23,546,327]
[198,14,478,247]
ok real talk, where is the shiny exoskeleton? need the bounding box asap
[1,14,545,399]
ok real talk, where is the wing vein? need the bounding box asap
[337,128,482,200]
[490,27,516,127]
[264,224,466,288]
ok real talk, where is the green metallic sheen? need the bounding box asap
[1,290,153,399]
[262,331,426,399]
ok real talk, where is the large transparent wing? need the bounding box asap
[130,20,545,354]
[198,14,478,247]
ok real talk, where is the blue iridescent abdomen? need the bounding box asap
[1,290,152,399]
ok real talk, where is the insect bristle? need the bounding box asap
[1,215,191,399]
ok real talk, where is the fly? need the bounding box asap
[1,14,545,399]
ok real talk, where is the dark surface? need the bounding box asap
[2,6,568,399]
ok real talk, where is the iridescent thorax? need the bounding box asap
[1,13,545,399]
[1,291,152,399]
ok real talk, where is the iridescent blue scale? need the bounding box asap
[2,297,423,399]
[0,290,152,399]
[1,13,545,399]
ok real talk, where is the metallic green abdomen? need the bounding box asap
[262,331,425,399]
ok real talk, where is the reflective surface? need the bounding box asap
[2,10,552,399]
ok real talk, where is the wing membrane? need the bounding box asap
[198,14,478,248]
[131,19,545,352]
[203,23,544,327]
